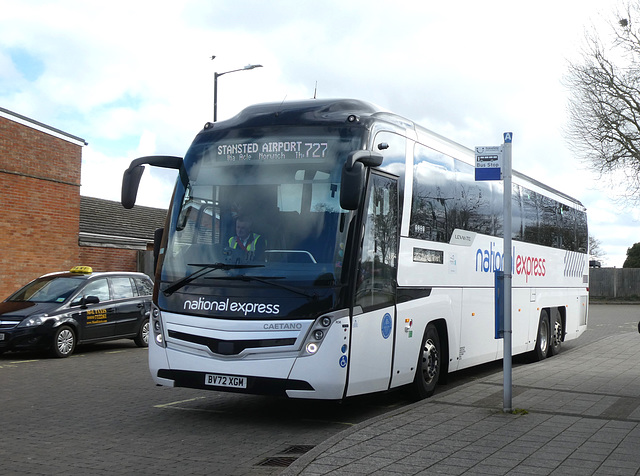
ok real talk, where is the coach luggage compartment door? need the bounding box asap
[346,171,398,397]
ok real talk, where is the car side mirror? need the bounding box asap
[79,295,100,308]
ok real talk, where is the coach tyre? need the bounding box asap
[51,325,76,358]
[549,308,563,356]
[134,318,150,347]
[412,323,441,399]
[531,309,550,361]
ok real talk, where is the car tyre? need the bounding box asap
[134,318,150,347]
[51,325,76,358]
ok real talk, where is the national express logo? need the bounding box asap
[475,242,546,282]
[184,297,280,316]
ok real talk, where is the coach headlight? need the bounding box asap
[300,314,335,356]
[151,306,166,347]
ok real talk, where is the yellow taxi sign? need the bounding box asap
[70,266,93,274]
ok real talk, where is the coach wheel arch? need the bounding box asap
[431,319,449,384]
[409,319,449,400]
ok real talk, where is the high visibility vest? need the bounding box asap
[229,233,262,252]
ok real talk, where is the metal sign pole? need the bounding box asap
[475,133,513,412]
[502,132,513,412]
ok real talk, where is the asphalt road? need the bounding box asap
[1,303,637,475]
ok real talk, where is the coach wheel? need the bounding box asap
[549,309,563,356]
[51,325,76,358]
[531,310,550,362]
[411,323,441,400]
[134,318,150,348]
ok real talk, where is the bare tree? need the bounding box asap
[566,1,640,202]
[589,235,607,262]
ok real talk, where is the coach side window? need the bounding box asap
[453,160,497,237]
[373,131,406,223]
[355,173,398,311]
[410,144,455,242]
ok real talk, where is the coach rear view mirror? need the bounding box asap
[121,155,184,209]
[340,150,384,210]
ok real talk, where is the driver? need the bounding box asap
[228,216,266,261]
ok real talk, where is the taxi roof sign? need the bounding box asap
[70,266,93,274]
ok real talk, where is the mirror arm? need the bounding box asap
[345,150,384,171]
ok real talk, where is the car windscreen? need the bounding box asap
[8,276,85,303]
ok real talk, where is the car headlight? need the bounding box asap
[17,314,52,328]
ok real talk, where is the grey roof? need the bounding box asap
[0,106,88,146]
[79,196,167,249]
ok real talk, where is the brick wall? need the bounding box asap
[0,115,82,300]
[78,246,138,273]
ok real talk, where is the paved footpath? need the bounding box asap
[283,332,640,475]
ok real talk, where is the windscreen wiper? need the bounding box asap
[163,263,264,296]
[207,275,319,300]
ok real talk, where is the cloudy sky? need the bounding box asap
[1,0,635,266]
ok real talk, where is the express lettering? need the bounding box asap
[475,243,546,282]
[184,297,280,316]
[516,255,546,282]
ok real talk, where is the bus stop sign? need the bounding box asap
[475,145,503,181]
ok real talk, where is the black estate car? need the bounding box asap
[0,267,153,357]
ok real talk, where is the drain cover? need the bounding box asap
[256,456,298,467]
[255,445,315,467]
[281,445,315,455]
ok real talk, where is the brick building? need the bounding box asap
[0,107,167,300]
[79,195,167,275]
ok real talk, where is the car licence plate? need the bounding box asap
[205,373,247,389]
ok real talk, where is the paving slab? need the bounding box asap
[283,332,640,476]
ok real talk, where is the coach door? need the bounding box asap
[346,171,398,397]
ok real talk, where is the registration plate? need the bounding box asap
[205,373,247,389]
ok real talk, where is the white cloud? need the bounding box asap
[2,0,638,267]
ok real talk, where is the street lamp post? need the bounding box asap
[213,64,263,122]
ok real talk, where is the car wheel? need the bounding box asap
[51,325,76,358]
[410,323,441,400]
[134,318,150,347]
[530,310,550,362]
[549,308,563,356]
